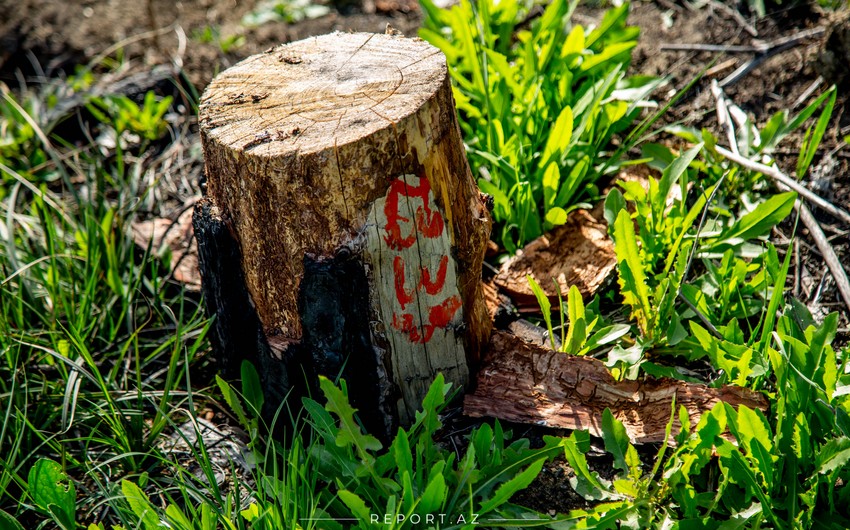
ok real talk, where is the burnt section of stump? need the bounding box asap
[298,251,395,440]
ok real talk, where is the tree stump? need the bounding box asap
[195,32,492,437]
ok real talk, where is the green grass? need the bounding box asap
[0,70,215,527]
[1,0,849,528]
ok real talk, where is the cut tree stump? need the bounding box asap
[465,331,769,444]
[195,32,492,437]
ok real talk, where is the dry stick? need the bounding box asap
[792,76,824,110]
[715,146,850,226]
[708,0,758,37]
[660,43,764,53]
[678,81,735,339]
[796,202,850,314]
[706,58,740,77]
[720,27,825,87]
[660,27,825,87]
[717,148,850,314]
[711,80,738,155]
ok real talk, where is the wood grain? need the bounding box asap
[494,209,616,311]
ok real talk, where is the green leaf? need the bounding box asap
[816,437,850,474]
[564,285,587,354]
[757,242,792,357]
[785,87,835,139]
[718,448,780,526]
[0,510,25,530]
[654,143,702,220]
[241,360,264,414]
[420,470,447,514]
[121,480,161,530]
[555,155,590,208]
[319,376,383,454]
[542,162,560,209]
[165,504,195,530]
[478,458,546,514]
[28,459,75,529]
[791,412,811,459]
[541,106,573,169]
[410,372,450,436]
[583,324,631,353]
[734,406,775,485]
[715,192,796,246]
[303,397,338,437]
[545,206,568,228]
[601,409,639,476]
[391,428,413,480]
[239,504,260,523]
[604,188,627,228]
[527,274,556,350]
[613,478,638,498]
[338,490,372,521]
[561,434,608,496]
[581,42,636,71]
[216,375,251,430]
[613,209,652,335]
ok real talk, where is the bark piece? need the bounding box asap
[197,32,491,432]
[494,209,616,312]
[132,204,201,291]
[464,331,768,444]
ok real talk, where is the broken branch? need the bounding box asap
[715,145,850,227]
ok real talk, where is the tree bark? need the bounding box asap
[196,32,492,436]
[465,331,769,444]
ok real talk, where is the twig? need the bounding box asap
[681,294,723,338]
[717,144,850,314]
[706,58,740,77]
[661,27,825,87]
[676,171,728,340]
[797,202,850,314]
[660,43,763,53]
[715,146,850,227]
[792,76,824,110]
[708,0,758,37]
[720,27,825,87]
[812,268,828,306]
[711,80,738,155]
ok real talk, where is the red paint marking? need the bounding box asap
[393,256,416,310]
[383,175,460,344]
[427,295,463,330]
[391,295,461,344]
[383,176,444,250]
[420,255,449,295]
[395,255,450,310]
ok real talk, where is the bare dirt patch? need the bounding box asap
[0,0,422,88]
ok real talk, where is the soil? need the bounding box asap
[0,0,421,88]
[3,0,849,518]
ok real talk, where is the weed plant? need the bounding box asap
[420,0,657,251]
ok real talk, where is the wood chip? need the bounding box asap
[131,204,201,291]
[493,209,616,312]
